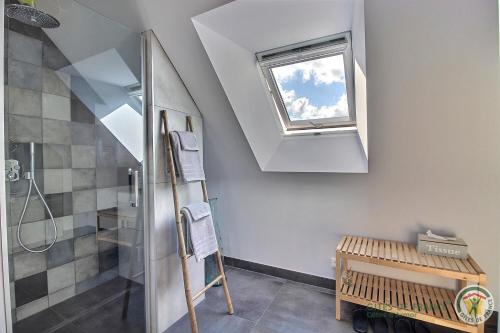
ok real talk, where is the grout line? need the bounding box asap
[253,280,287,328]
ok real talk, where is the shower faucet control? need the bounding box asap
[6,159,21,182]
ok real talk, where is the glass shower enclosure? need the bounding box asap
[1,0,147,332]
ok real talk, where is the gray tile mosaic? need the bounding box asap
[11,221,46,253]
[16,296,49,321]
[8,31,42,66]
[96,168,117,188]
[45,192,73,218]
[73,189,97,214]
[8,59,42,91]
[8,86,42,117]
[72,168,96,190]
[48,285,76,307]
[73,211,97,237]
[42,68,70,98]
[74,234,98,259]
[42,93,70,121]
[42,119,71,144]
[43,144,72,169]
[71,122,95,145]
[9,196,45,226]
[96,145,116,167]
[14,268,47,308]
[43,44,70,70]
[96,188,117,210]
[47,239,74,269]
[13,251,47,280]
[47,261,75,293]
[75,255,99,283]
[8,115,42,143]
[71,145,96,168]
[43,169,72,194]
[71,97,95,124]
[46,216,74,243]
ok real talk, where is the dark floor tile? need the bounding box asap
[204,268,285,322]
[254,282,350,333]
[51,277,139,319]
[52,323,86,333]
[45,192,72,218]
[15,271,48,307]
[166,301,255,333]
[72,289,145,333]
[47,239,74,269]
[13,308,63,333]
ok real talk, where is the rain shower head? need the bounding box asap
[6,3,60,29]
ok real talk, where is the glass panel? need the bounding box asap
[271,54,349,121]
[3,0,145,331]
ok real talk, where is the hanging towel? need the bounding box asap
[170,131,205,182]
[177,131,199,151]
[181,202,218,262]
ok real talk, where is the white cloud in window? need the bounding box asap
[282,89,348,121]
[273,55,345,86]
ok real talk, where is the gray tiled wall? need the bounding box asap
[4,21,141,322]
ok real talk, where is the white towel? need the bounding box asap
[177,131,199,151]
[170,131,205,182]
[181,202,218,262]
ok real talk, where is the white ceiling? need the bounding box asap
[193,0,368,172]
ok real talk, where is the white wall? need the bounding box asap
[143,31,205,333]
[67,0,500,313]
[200,0,500,304]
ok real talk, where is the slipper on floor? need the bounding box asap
[370,316,389,333]
[414,321,430,333]
[352,308,369,333]
[394,317,413,333]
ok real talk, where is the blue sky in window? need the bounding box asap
[272,55,349,121]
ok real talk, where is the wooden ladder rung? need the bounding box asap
[162,110,234,333]
[193,275,224,301]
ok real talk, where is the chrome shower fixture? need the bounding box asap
[17,142,58,253]
[5,0,60,29]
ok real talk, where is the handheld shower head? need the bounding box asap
[5,2,60,29]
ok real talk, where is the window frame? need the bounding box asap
[257,32,356,133]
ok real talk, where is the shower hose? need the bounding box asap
[17,142,57,253]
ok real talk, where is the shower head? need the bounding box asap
[5,3,60,29]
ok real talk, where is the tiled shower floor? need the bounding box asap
[13,277,144,333]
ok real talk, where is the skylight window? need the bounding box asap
[257,32,356,133]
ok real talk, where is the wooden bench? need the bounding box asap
[335,235,487,333]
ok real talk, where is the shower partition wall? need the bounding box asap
[1,1,147,332]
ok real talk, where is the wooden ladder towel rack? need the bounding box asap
[161,110,234,333]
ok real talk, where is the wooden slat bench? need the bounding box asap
[335,236,487,333]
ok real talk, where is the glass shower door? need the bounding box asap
[2,1,146,332]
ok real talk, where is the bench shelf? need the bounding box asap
[335,235,487,333]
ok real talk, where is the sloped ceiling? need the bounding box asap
[66,0,367,172]
[193,0,368,172]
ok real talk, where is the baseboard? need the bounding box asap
[223,256,498,331]
[223,256,335,290]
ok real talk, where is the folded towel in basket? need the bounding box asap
[170,131,205,182]
[181,202,218,262]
